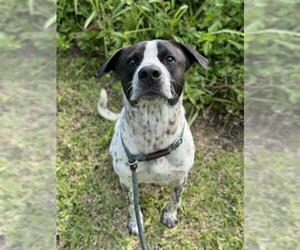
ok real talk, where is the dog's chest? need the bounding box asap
[123,103,181,152]
[110,101,194,184]
[135,156,186,184]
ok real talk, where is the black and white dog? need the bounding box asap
[97,40,207,235]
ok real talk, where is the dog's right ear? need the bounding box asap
[173,41,208,70]
[97,48,124,79]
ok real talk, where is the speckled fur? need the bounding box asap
[110,96,195,234]
[110,96,194,184]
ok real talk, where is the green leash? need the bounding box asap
[122,124,185,250]
[130,164,148,250]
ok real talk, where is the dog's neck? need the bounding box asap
[121,97,184,154]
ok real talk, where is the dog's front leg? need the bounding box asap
[162,176,187,228]
[120,178,144,235]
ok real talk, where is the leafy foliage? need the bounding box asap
[0,0,55,52]
[245,0,300,141]
[57,0,244,124]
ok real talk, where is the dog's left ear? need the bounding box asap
[175,42,208,70]
[97,48,124,79]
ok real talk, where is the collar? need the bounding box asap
[121,123,185,170]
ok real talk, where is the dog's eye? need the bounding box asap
[166,56,175,63]
[128,59,137,66]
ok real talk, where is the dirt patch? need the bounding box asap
[191,115,243,155]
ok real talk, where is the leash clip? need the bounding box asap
[172,136,183,149]
[128,159,138,166]
[128,159,139,171]
[128,153,145,170]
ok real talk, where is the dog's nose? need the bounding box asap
[138,65,162,83]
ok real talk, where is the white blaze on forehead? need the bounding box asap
[142,40,159,65]
[131,40,172,100]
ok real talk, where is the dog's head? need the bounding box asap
[97,40,208,105]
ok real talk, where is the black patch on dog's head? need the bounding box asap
[156,40,208,104]
[174,42,208,70]
[97,42,146,101]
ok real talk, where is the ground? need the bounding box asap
[57,55,243,250]
[0,52,56,249]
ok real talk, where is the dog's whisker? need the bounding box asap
[148,89,160,95]
[122,81,133,97]
[125,86,132,95]
[123,81,133,88]
[125,85,133,96]
[169,82,179,98]
[171,79,184,87]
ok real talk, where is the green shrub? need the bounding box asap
[0,0,55,52]
[57,0,244,124]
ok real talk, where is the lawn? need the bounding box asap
[57,55,243,250]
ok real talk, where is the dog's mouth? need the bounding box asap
[141,90,165,99]
[130,87,178,106]
[130,90,167,106]
[133,88,168,102]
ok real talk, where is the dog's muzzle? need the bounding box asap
[135,65,167,101]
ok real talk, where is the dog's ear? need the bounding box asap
[175,42,208,70]
[97,48,124,79]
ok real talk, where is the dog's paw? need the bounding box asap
[162,210,178,228]
[128,219,139,235]
[127,210,144,236]
[128,218,144,236]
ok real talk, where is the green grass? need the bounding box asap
[57,55,243,249]
[0,53,56,249]
[0,1,56,249]
[245,154,300,250]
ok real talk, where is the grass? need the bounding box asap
[0,52,56,249]
[245,154,300,250]
[57,55,243,249]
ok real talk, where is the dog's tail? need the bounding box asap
[97,89,120,121]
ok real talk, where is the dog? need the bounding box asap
[97,39,207,235]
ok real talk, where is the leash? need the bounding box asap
[129,164,147,250]
[121,124,185,250]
